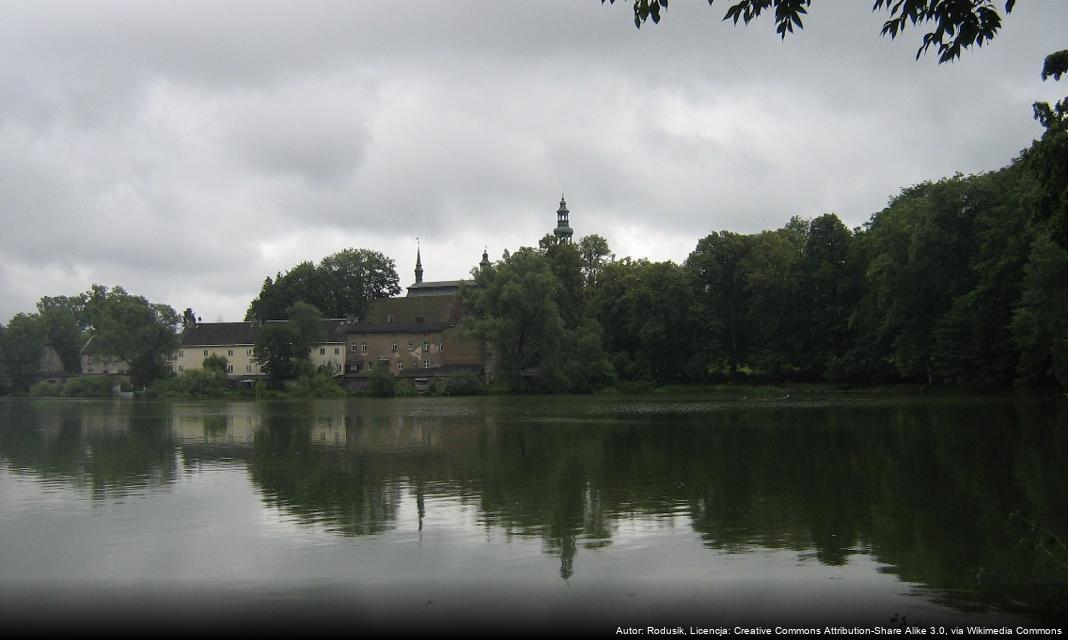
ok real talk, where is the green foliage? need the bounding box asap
[1028,51,1068,249]
[0,314,46,390]
[83,285,180,387]
[465,247,615,393]
[578,234,614,285]
[253,324,299,386]
[443,369,484,396]
[59,376,116,398]
[30,380,62,397]
[685,231,752,377]
[150,369,230,398]
[605,0,1015,63]
[286,301,325,360]
[202,353,228,375]
[36,295,87,372]
[592,258,695,383]
[367,362,396,397]
[246,248,400,320]
[292,371,347,398]
[394,379,417,397]
[1011,234,1068,387]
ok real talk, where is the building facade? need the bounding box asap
[171,319,348,379]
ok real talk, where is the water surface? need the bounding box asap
[1,394,1065,633]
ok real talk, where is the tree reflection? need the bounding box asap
[1,396,1065,617]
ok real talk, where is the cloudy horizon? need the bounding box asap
[1,0,1065,323]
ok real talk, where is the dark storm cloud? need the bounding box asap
[0,0,1065,321]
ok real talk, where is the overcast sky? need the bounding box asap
[1,0,1065,323]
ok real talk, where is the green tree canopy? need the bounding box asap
[253,323,299,387]
[83,285,179,387]
[36,295,87,373]
[0,314,47,390]
[246,249,400,321]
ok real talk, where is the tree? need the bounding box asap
[465,247,615,392]
[0,314,46,390]
[182,308,198,328]
[590,258,696,382]
[252,323,299,387]
[685,231,753,377]
[1011,234,1068,387]
[465,248,566,391]
[795,214,853,376]
[83,285,179,387]
[36,295,87,373]
[367,361,396,397]
[578,234,614,286]
[246,248,400,321]
[202,353,229,376]
[285,302,326,361]
[1026,50,1068,249]
[319,248,402,317]
[604,0,1015,63]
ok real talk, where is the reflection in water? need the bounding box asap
[0,396,1066,620]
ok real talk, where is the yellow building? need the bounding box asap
[172,319,348,379]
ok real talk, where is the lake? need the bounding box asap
[0,394,1065,635]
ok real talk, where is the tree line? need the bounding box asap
[464,51,1068,393]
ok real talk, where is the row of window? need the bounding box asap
[178,347,342,358]
[395,360,432,370]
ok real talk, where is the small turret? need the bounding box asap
[480,247,491,271]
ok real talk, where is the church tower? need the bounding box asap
[553,195,574,244]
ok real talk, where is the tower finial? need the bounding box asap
[415,238,423,284]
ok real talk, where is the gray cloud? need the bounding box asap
[1,0,1065,322]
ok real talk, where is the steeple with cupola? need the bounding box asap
[553,195,574,244]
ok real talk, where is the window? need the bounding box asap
[246,364,252,373]
[391,342,398,352]
[227,349,234,356]
[423,360,430,368]
[423,341,430,351]
[203,349,208,356]
[361,343,367,353]
[247,349,253,356]
[387,314,395,323]
[334,347,340,355]
[226,364,233,373]
[439,343,444,352]
[178,350,184,358]
[352,344,359,352]
[319,347,325,355]
[397,361,404,370]
[335,364,342,372]
[407,342,414,352]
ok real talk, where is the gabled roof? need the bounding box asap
[345,294,464,334]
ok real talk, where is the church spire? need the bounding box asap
[553,194,574,244]
[415,239,423,284]
[480,246,491,271]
